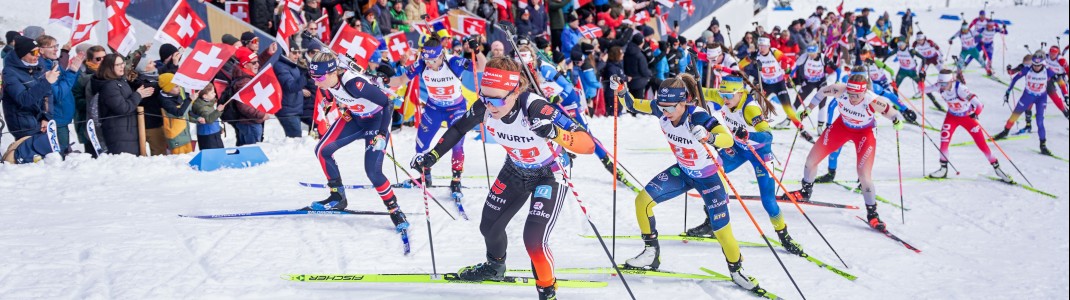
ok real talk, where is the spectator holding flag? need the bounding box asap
[231,48,269,146]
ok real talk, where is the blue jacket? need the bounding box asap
[405,56,473,108]
[273,58,307,117]
[580,65,602,99]
[2,54,53,139]
[561,26,583,55]
[41,59,80,126]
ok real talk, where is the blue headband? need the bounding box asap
[309,59,338,76]
[422,46,443,60]
[656,87,689,103]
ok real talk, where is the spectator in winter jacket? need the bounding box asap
[516,9,536,38]
[303,0,325,24]
[900,8,914,38]
[3,36,58,141]
[154,43,181,75]
[191,82,226,150]
[623,34,652,98]
[735,32,756,59]
[73,45,106,157]
[92,54,155,155]
[527,0,549,38]
[597,8,624,30]
[405,0,428,23]
[231,48,268,146]
[36,35,82,152]
[548,0,569,50]
[360,11,382,37]
[561,14,583,57]
[600,46,626,115]
[157,73,195,154]
[249,0,278,34]
[389,1,410,32]
[273,48,308,138]
[1,31,18,60]
[372,0,395,35]
[578,44,603,100]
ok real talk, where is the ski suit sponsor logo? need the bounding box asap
[492,180,507,194]
[667,133,694,144]
[700,185,722,195]
[534,185,552,199]
[711,211,727,221]
[670,167,681,176]
[710,197,728,209]
[496,131,536,143]
[657,173,669,181]
[307,275,366,281]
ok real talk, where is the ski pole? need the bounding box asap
[474,51,493,190]
[698,143,806,300]
[613,88,621,260]
[546,141,637,300]
[896,88,962,175]
[726,25,735,48]
[744,143,849,268]
[775,129,802,195]
[389,134,401,184]
[895,130,906,224]
[978,126,1034,187]
[384,153,458,220]
[421,161,439,276]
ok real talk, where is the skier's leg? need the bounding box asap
[636,164,693,235]
[695,173,741,263]
[854,130,878,206]
[314,115,363,181]
[1036,96,1048,141]
[746,132,784,229]
[963,116,998,163]
[480,170,534,261]
[803,119,852,182]
[447,105,467,178]
[939,116,959,162]
[524,176,565,288]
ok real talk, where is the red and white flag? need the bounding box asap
[492,0,510,12]
[69,21,98,48]
[49,0,79,28]
[312,88,338,136]
[452,15,487,36]
[276,6,302,52]
[579,24,602,39]
[285,0,303,11]
[628,11,651,25]
[225,0,251,23]
[314,15,331,43]
[655,0,674,8]
[173,42,238,90]
[679,0,695,16]
[231,64,283,114]
[383,31,410,62]
[106,0,137,56]
[330,24,380,68]
[154,0,206,48]
[865,32,888,47]
[656,8,673,37]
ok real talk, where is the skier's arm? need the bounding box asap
[808,83,846,109]
[427,101,485,160]
[528,98,595,154]
[961,86,984,116]
[1006,71,1025,93]
[869,94,904,122]
[690,111,734,149]
[616,86,659,117]
[743,100,771,132]
[875,59,895,75]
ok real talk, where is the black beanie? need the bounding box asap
[6,31,20,44]
[159,43,179,61]
[14,36,37,59]
[240,31,257,44]
[221,34,240,46]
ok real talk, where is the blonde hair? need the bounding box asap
[310,51,344,75]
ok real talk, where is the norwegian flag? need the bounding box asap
[225,1,251,23]
[383,31,410,62]
[276,7,302,53]
[452,15,487,36]
[579,24,603,39]
[154,0,206,48]
[106,0,137,56]
[231,64,283,114]
[865,32,888,47]
[173,42,238,90]
[49,0,78,28]
[329,24,380,68]
[312,88,339,136]
[679,0,695,16]
[628,11,651,25]
[314,15,331,43]
[69,21,98,48]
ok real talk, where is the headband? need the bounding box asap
[846,79,868,94]
[656,87,689,103]
[309,59,338,76]
[482,67,521,90]
[422,45,443,60]
[937,73,954,83]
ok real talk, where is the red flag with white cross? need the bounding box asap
[453,15,487,36]
[383,31,410,62]
[106,0,138,56]
[154,0,206,48]
[69,20,98,48]
[49,0,78,29]
[276,6,302,52]
[314,15,331,43]
[231,64,283,114]
[225,0,251,23]
[173,42,238,90]
[330,24,380,68]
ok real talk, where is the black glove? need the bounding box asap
[733,127,749,141]
[1003,91,1010,104]
[969,112,978,120]
[410,151,440,170]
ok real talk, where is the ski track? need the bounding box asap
[2,0,1070,299]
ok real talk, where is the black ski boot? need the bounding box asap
[537,282,558,300]
[685,214,714,238]
[384,198,409,232]
[310,179,348,210]
[800,130,815,143]
[901,109,919,125]
[624,233,661,270]
[1040,140,1052,156]
[776,227,805,256]
[814,169,837,183]
[784,181,814,200]
[450,170,464,200]
[992,128,1010,141]
[458,254,506,281]
[866,204,886,231]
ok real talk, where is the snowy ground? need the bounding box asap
[2,0,1069,299]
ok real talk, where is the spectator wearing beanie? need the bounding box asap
[2,31,20,59]
[191,82,226,150]
[600,46,626,115]
[231,48,268,146]
[221,34,241,48]
[35,35,81,153]
[157,73,195,155]
[272,44,308,138]
[155,43,181,74]
[561,13,583,56]
[22,26,45,40]
[516,9,535,38]
[249,0,278,33]
[2,36,55,141]
[92,54,156,155]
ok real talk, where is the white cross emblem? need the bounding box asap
[192,46,224,74]
[232,5,248,21]
[175,14,196,38]
[59,0,76,14]
[390,37,407,55]
[340,35,366,58]
[250,82,276,111]
[315,24,326,38]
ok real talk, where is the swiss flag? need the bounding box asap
[232,64,283,114]
[173,42,238,90]
[865,32,888,47]
[314,15,331,43]
[312,88,338,137]
[330,24,380,68]
[679,0,695,16]
[628,11,651,25]
[579,24,602,39]
[453,15,487,36]
[154,0,206,48]
[225,0,251,23]
[492,0,510,13]
[49,0,78,28]
[106,0,137,56]
[69,21,98,48]
[383,31,410,62]
[277,6,301,52]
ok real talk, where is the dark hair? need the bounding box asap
[88,45,106,56]
[423,35,442,49]
[661,73,704,109]
[608,46,623,62]
[96,54,125,81]
[198,82,217,99]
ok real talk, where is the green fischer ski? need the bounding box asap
[984,176,1057,199]
[764,237,858,281]
[1036,150,1070,163]
[699,267,780,300]
[284,273,607,288]
[828,181,909,211]
[508,265,730,281]
[951,134,1028,147]
[580,234,767,247]
[770,177,975,185]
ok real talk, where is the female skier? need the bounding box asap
[926,69,1013,182]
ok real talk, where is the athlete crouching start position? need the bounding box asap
[409,57,595,299]
[307,52,409,232]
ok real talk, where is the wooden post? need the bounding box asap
[137,106,147,156]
